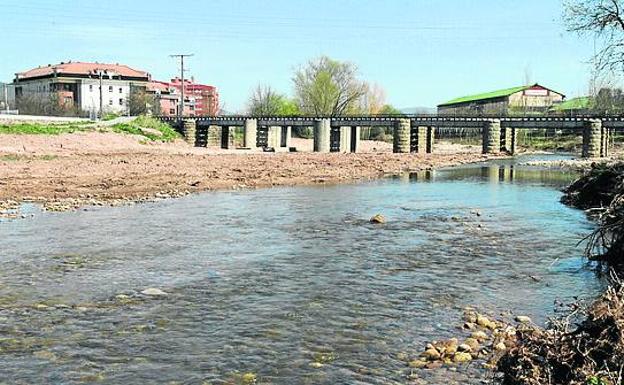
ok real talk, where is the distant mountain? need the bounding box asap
[400,107,437,115]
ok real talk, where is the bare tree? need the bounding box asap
[293,56,367,116]
[565,0,624,72]
[247,85,299,116]
[359,82,387,114]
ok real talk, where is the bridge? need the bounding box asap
[159,115,624,158]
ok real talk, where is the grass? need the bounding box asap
[111,115,180,142]
[102,112,121,121]
[0,122,89,135]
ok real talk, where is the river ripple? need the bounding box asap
[0,156,604,384]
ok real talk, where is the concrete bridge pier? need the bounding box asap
[313,119,331,153]
[582,119,604,158]
[267,126,282,149]
[243,119,258,150]
[482,119,501,154]
[500,127,517,154]
[339,126,352,153]
[393,118,411,153]
[182,119,197,146]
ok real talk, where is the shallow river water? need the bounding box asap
[0,156,605,385]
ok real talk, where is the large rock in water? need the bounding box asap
[370,214,386,224]
[141,288,168,296]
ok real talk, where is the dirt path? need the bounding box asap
[0,132,496,214]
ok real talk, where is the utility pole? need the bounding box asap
[3,83,8,113]
[91,69,106,120]
[170,54,193,121]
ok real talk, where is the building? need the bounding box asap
[146,80,182,116]
[169,77,219,116]
[13,61,150,115]
[438,84,565,115]
[147,77,219,117]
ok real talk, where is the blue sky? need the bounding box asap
[0,0,595,111]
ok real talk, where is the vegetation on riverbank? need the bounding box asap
[494,163,624,385]
[111,116,180,142]
[0,121,90,135]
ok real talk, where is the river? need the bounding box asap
[0,155,605,384]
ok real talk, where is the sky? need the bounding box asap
[0,0,597,112]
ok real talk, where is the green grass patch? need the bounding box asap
[0,122,89,135]
[102,112,121,121]
[112,116,180,142]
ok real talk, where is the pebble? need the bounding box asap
[409,359,428,369]
[309,362,324,369]
[494,342,507,351]
[471,331,489,341]
[453,352,472,363]
[515,315,532,324]
[422,348,441,361]
[141,288,168,296]
[458,344,472,352]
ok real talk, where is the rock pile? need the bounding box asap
[408,309,525,371]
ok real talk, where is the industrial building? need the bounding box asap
[438,84,565,115]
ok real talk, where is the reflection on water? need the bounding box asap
[0,155,603,384]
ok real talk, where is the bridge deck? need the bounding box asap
[159,115,624,129]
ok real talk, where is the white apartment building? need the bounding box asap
[13,61,150,115]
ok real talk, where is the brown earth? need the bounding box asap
[0,131,495,214]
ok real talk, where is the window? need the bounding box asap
[170,109,175,115]
[109,99,113,106]
[119,98,124,106]
[109,86,113,92]
[89,85,93,92]
[119,87,123,93]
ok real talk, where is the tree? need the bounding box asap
[378,104,403,115]
[565,0,624,72]
[293,56,367,116]
[359,83,387,114]
[593,87,624,113]
[129,88,159,116]
[247,85,300,116]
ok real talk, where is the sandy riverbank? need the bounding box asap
[0,131,495,216]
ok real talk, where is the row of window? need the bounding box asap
[89,84,124,94]
[108,98,125,106]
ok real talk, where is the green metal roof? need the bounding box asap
[550,96,593,111]
[438,85,533,107]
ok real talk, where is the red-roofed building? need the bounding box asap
[13,61,150,115]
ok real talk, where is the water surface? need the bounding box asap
[0,156,603,384]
